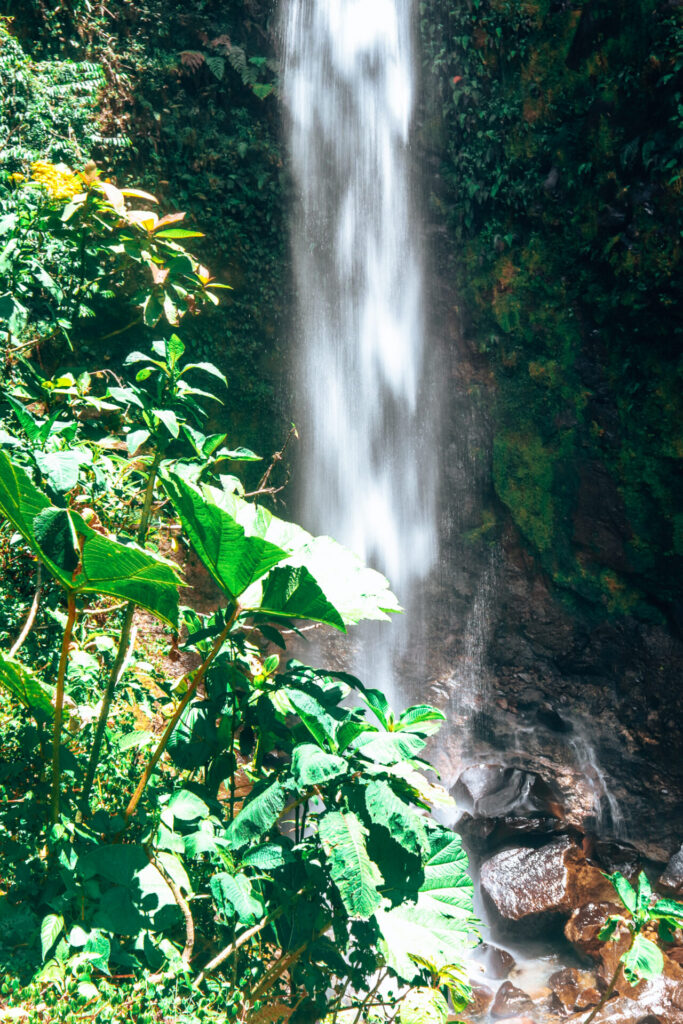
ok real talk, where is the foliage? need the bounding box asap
[1,163,224,352]
[420,0,683,624]
[586,871,683,1023]
[0,163,477,1022]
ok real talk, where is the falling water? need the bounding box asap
[281,0,437,693]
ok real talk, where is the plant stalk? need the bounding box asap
[583,957,625,1024]
[51,593,77,824]
[123,606,239,823]
[80,450,161,814]
[10,565,42,657]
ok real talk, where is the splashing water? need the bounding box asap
[281,0,437,693]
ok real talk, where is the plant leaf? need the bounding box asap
[211,872,264,926]
[253,565,346,632]
[225,780,287,850]
[608,871,638,915]
[0,650,53,715]
[160,471,287,601]
[364,779,428,857]
[291,744,348,787]
[622,933,664,984]
[319,811,383,920]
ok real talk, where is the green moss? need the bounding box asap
[421,0,683,623]
[493,431,556,553]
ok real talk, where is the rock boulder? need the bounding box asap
[490,982,534,1019]
[481,837,615,933]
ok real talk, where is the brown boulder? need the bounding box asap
[565,900,624,959]
[550,967,601,1012]
[472,942,516,980]
[490,982,534,1019]
[564,974,683,1022]
[467,983,494,1016]
[481,837,615,931]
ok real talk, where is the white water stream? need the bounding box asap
[281,0,437,694]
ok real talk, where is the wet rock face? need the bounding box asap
[471,942,516,980]
[480,837,615,933]
[468,983,495,1016]
[454,763,566,852]
[564,975,683,1022]
[565,900,624,959]
[660,846,683,896]
[549,967,601,1013]
[490,981,534,1019]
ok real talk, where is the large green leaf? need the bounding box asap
[396,705,446,737]
[77,534,179,626]
[225,780,287,850]
[291,744,348,787]
[283,689,338,749]
[319,811,383,920]
[364,779,428,857]
[201,485,401,625]
[352,729,427,765]
[0,453,179,624]
[374,904,473,982]
[211,872,264,926]
[250,565,346,632]
[415,826,475,920]
[0,449,51,551]
[622,933,664,984]
[0,650,53,715]
[160,470,287,600]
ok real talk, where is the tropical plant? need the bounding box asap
[586,871,683,1023]
[0,161,224,353]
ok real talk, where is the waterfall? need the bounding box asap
[281,0,437,694]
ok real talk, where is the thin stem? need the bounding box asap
[583,948,628,1024]
[80,451,162,814]
[51,593,77,824]
[123,607,239,824]
[352,969,387,1024]
[146,844,194,964]
[196,896,295,987]
[10,566,42,657]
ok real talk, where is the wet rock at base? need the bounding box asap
[660,845,683,896]
[490,981,535,1019]
[565,900,624,959]
[481,836,615,934]
[549,966,601,1012]
[563,974,683,1022]
[471,942,516,980]
[468,983,495,1016]
[489,1018,535,1024]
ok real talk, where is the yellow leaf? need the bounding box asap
[97,181,127,215]
[120,187,159,203]
[127,210,159,231]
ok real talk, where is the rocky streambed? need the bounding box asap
[447,765,683,1024]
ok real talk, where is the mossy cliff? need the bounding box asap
[420,0,683,631]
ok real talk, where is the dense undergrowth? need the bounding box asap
[0,151,477,1024]
[420,0,683,626]
[2,0,286,454]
